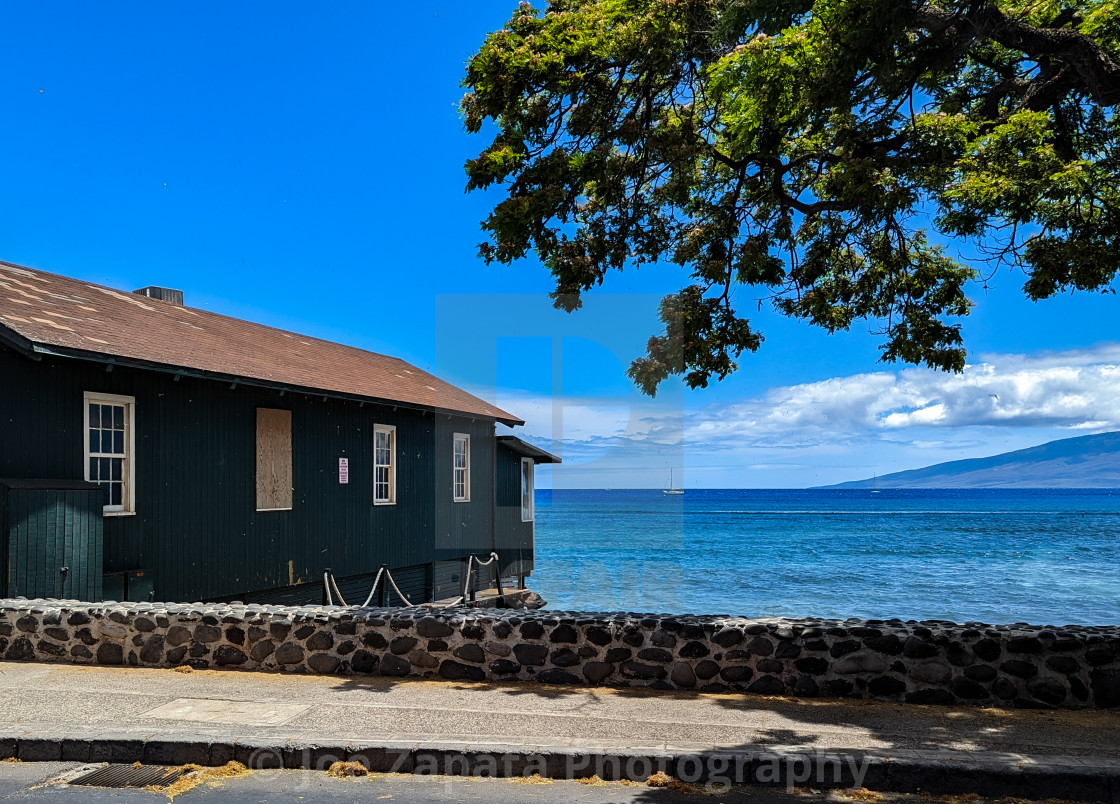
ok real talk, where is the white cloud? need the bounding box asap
[682,344,1120,450]
[484,343,1120,487]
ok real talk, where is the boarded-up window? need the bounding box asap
[256,408,292,511]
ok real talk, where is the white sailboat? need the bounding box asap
[662,468,684,495]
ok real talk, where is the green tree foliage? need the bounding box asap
[462,0,1120,394]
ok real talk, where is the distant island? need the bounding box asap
[819,432,1120,489]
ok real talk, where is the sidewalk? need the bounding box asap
[1,661,1118,799]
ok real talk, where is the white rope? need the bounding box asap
[336,552,502,610]
[329,577,347,609]
[384,568,417,607]
[441,552,501,608]
[461,555,475,598]
[359,566,386,608]
[323,571,333,606]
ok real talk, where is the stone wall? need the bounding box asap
[2,598,1118,709]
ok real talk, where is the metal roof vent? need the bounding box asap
[133,286,184,305]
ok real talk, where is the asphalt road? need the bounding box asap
[0,762,955,804]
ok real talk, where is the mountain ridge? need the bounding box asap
[818,431,1120,489]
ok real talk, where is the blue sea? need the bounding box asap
[526,489,1120,626]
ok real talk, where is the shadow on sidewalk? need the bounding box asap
[321,673,1120,758]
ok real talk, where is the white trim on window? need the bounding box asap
[453,433,470,502]
[520,457,534,522]
[373,424,397,505]
[83,391,136,516]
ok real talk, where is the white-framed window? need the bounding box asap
[453,433,470,502]
[374,424,396,505]
[521,457,534,522]
[83,392,135,515]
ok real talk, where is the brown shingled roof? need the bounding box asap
[0,260,522,426]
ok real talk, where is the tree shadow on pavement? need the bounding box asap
[318,669,1120,762]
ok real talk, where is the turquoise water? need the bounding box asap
[526,489,1120,625]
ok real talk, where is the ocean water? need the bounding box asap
[526,489,1120,625]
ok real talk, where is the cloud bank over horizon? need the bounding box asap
[495,342,1120,488]
[683,342,1120,449]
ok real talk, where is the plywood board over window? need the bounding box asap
[256,408,292,511]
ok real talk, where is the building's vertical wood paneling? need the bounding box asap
[16,493,28,594]
[12,494,24,596]
[432,558,464,600]
[61,492,72,596]
[495,444,535,579]
[33,494,45,594]
[432,415,494,564]
[0,483,104,600]
[87,490,104,600]
[391,564,428,604]
[0,487,8,596]
[0,343,512,603]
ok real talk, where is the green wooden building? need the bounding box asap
[0,260,558,605]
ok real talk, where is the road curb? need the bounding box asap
[1,732,1116,802]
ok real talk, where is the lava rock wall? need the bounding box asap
[2,598,1118,709]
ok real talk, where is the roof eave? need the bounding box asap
[428,405,523,428]
[497,435,562,464]
[21,340,523,426]
[0,323,42,361]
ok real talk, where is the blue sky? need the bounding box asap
[2,1,1117,488]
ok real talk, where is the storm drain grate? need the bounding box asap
[68,764,190,790]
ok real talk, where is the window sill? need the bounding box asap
[374,500,396,507]
[103,511,136,518]
[453,498,471,504]
[256,508,293,513]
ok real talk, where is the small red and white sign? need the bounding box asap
[338,457,349,484]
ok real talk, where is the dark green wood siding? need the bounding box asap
[0,491,5,595]
[0,483,104,600]
[0,343,506,603]
[496,444,535,579]
[432,558,465,600]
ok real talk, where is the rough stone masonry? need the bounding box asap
[2,598,1118,709]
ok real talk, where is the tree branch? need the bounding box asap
[917,4,1120,106]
